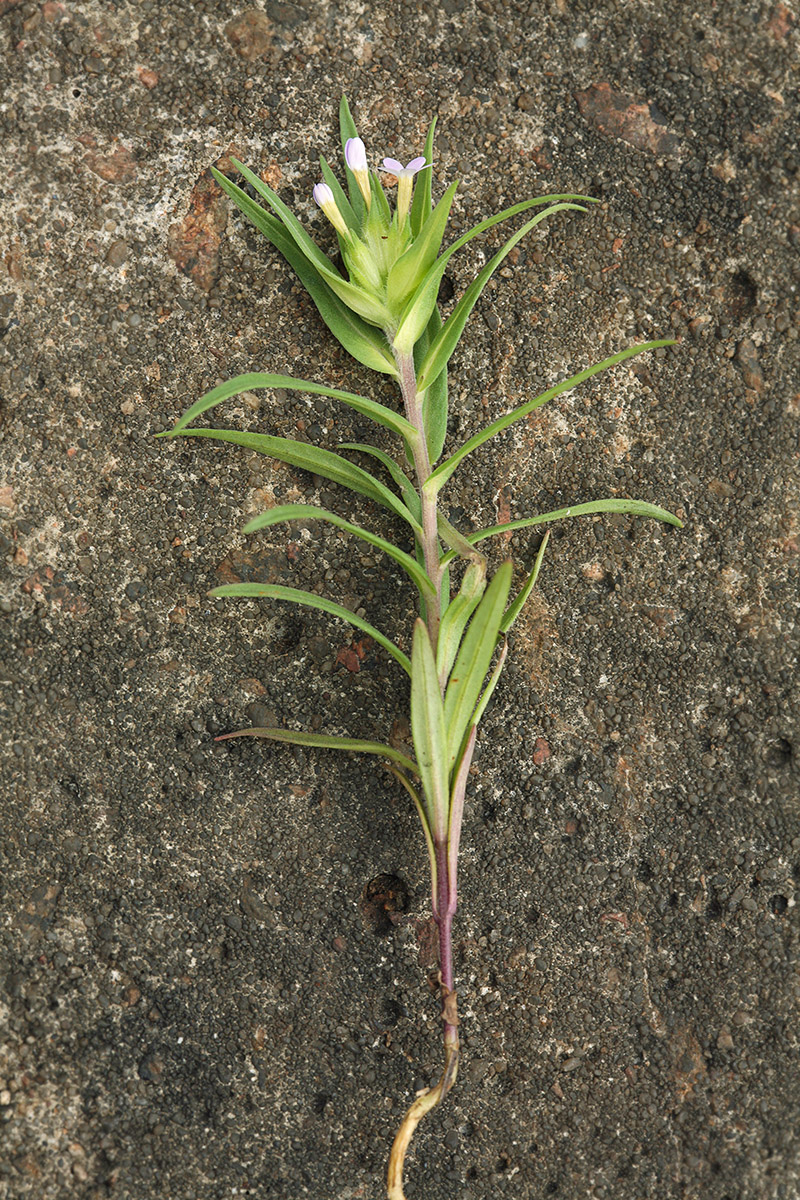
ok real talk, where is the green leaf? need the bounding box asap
[437,511,484,563]
[410,116,438,239]
[393,196,591,355]
[385,765,437,894]
[215,726,418,775]
[339,442,422,523]
[411,618,451,839]
[211,171,397,375]
[209,582,412,676]
[499,530,550,634]
[415,305,449,465]
[436,559,487,688]
[168,427,422,534]
[370,168,392,224]
[443,561,512,773]
[163,371,415,443]
[319,154,359,233]
[415,202,586,390]
[244,503,435,598]
[427,340,677,494]
[469,637,509,730]
[339,94,366,225]
[440,496,683,566]
[386,180,459,314]
[228,158,394,328]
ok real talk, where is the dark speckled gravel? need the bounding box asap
[1,2,798,1198]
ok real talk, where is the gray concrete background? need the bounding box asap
[1,1,798,1197]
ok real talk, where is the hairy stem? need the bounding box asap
[394,349,442,648]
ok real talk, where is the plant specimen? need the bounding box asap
[160,98,681,1198]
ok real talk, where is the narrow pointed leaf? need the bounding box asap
[410,116,438,238]
[500,530,551,634]
[244,504,435,598]
[215,726,418,775]
[209,582,411,676]
[162,372,415,442]
[436,559,487,687]
[469,637,509,729]
[168,428,421,533]
[411,618,451,840]
[387,180,459,312]
[446,724,476,910]
[385,765,437,902]
[415,304,449,464]
[437,512,484,563]
[443,561,512,772]
[228,158,393,327]
[319,154,358,232]
[211,170,396,375]
[440,496,683,566]
[339,442,422,523]
[370,169,392,224]
[339,94,366,223]
[415,203,586,390]
[427,340,677,494]
[393,196,591,355]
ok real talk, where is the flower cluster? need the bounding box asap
[312,136,433,336]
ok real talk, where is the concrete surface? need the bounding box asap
[1,1,798,1197]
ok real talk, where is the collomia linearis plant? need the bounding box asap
[160,97,681,1198]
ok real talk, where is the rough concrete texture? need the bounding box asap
[1,1,798,1198]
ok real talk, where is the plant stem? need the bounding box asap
[387,349,477,1199]
[387,836,460,1200]
[394,349,442,648]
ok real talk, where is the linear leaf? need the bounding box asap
[469,637,509,729]
[385,765,437,896]
[228,158,393,327]
[244,503,435,598]
[500,530,551,634]
[436,560,487,688]
[415,202,586,391]
[437,512,484,563]
[168,427,421,533]
[387,180,459,313]
[163,372,415,442]
[440,497,683,567]
[370,167,392,224]
[410,116,438,238]
[427,340,677,494]
[339,442,422,523]
[319,154,358,233]
[215,726,418,775]
[411,618,451,839]
[209,582,411,676]
[339,94,366,224]
[443,561,512,773]
[446,724,476,909]
[415,304,449,464]
[211,171,397,375]
[393,196,593,355]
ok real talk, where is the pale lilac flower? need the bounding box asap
[381,155,432,223]
[345,136,371,210]
[313,182,350,238]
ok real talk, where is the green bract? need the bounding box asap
[161,96,682,1200]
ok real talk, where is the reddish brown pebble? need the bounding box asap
[533,737,551,765]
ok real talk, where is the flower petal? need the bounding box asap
[345,137,368,173]
[382,157,404,174]
[313,182,335,208]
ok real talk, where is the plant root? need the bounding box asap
[386,1016,459,1199]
